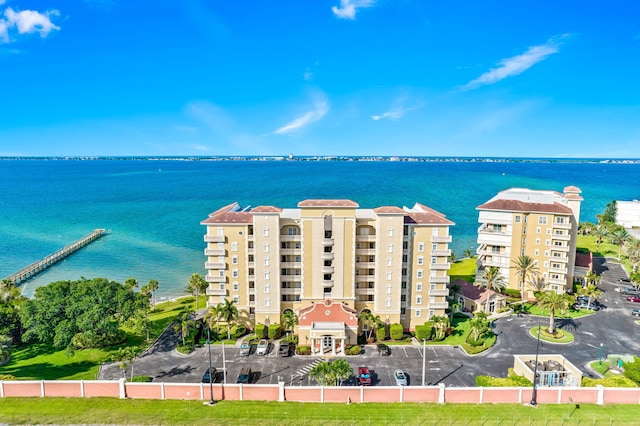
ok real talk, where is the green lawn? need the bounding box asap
[0,297,196,380]
[530,326,574,344]
[448,257,476,282]
[577,235,619,258]
[2,398,640,425]
[524,303,594,319]
[426,314,472,347]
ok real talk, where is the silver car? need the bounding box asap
[256,339,269,355]
[394,369,407,386]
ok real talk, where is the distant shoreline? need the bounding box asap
[1,156,640,164]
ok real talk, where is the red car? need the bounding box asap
[358,367,372,386]
[627,296,640,303]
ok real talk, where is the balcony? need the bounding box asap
[429,288,450,297]
[476,248,511,258]
[206,275,226,283]
[205,262,226,269]
[355,275,375,283]
[280,262,300,268]
[477,257,511,268]
[321,265,335,274]
[428,301,450,310]
[204,248,225,256]
[204,235,225,243]
[281,248,302,256]
[281,275,302,282]
[281,288,302,295]
[355,249,376,256]
[322,238,334,246]
[552,245,570,252]
[432,249,451,257]
[356,235,376,242]
[322,280,334,288]
[206,288,227,296]
[429,276,450,283]
[477,233,511,247]
[280,235,302,242]
[552,234,571,241]
[553,222,572,230]
[430,263,451,270]
[477,225,511,236]
[548,276,567,286]
[549,266,568,274]
[431,235,452,243]
[355,262,375,268]
[321,252,334,260]
[355,288,375,295]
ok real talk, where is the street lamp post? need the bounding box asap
[530,325,542,406]
[421,338,426,386]
[599,342,604,366]
[207,328,215,405]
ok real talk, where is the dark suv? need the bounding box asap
[236,367,251,384]
[278,341,291,357]
[376,343,390,356]
[202,367,216,383]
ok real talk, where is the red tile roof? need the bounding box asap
[454,279,505,304]
[297,199,359,208]
[405,212,454,225]
[476,199,573,215]
[251,206,283,213]
[373,206,405,214]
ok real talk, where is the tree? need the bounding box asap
[216,299,239,340]
[431,315,450,341]
[597,200,617,225]
[309,360,333,386]
[593,225,609,253]
[0,334,12,363]
[463,248,473,259]
[449,251,457,263]
[583,270,601,287]
[626,238,640,273]
[173,310,193,346]
[187,273,208,312]
[281,310,298,336]
[359,311,381,341]
[579,284,602,307]
[468,312,490,343]
[477,266,507,292]
[125,278,139,290]
[310,359,353,386]
[536,291,572,335]
[0,280,24,343]
[512,255,538,303]
[111,346,141,380]
[146,279,159,310]
[609,228,630,260]
[330,359,354,386]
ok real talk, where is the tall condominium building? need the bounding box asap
[475,186,583,298]
[201,200,453,355]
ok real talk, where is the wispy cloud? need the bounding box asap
[275,93,330,134]
[372,99,424,121]
[460,35,568,91]
[332,0,375,20]
[1,6,60,43]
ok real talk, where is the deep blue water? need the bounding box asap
[1,159,638,300]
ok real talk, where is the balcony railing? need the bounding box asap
[355,275,375,283]
[280,262,300,268]
[477,225,511,236]
[431,235,452,243]
[429,288,450,297]
[355,262,375,268]
[321,266,335,274]
[204,235,225,243]
[355,288,375,295]
[476,248,510,257]
[429,276,450,283]
[428,301,449,310]
[549,266,568,274]
[322,238,334,246]
[281,275,302,282]
[206,288,227,296]
[432,249,451,257]
[322,280,334,288]
[552,245,570,252]
[548,276,566,286]
[553,222,572,230]
[204,248,225,256]
[355,249,376,256]
[206,275,226,283]
[281,248,302,256]
[430,263,451,270]
[280,235,302,242]
[355,235,376,242]
[281,288,302,295]
[205,262,226,270]
[552,234,571,241]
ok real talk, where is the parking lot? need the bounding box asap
[99,257,640,387]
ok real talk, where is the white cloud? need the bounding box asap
[1,6,60,43]
[303,70,313,82]
[461,35,568,91]
[191,144,210,151]
[372,97,424,121]
[275,94,330,134]
[332,0,375,20]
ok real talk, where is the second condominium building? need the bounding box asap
[201,200,453,355]
[475,186,583,298]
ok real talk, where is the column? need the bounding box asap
[331,337,336,356]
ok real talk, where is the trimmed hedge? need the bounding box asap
[296,345,311,355]
[582,376,638,388]
[254,324,266,339]
[345,345,362,355]
[375,326,386,341]
[415,321,434,341]
[501,289,521,298]
[476,368,532,387]
[624,356,640,385]
[268,324,281,340]
[130,375,153,382]
[390,323,403,340]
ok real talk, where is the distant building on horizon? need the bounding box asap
[616,200,640,229]
[475,186,583,298]
[201,199,454,355]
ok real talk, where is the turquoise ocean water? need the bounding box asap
[1,159,638,301]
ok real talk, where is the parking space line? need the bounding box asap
[402,347,408,357]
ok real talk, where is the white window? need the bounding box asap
[546,240,551,246]
[386,284,392,294]
[263,226,269,237]
[556,217,566,224]
[264,271,270,280]
[538,216,548,225]
[417,269,423,278]
[536,227,541,234]
[232,256,238,265]
[544,251,550,257]
[417,256,424,266]
[233,282,239,291]
[430,283,436,290]
[534,260,539,267]
[415,309,421,318]
[387,243,393,253]
[547,228,552,234]
[430,296,436,303]
[416,282,423,292]
[386,298,391,308]
[264,284,270,294]
[416,295,422,305]
[265,297,270,307]
[534,250,539,256]
[431,257,437,264]
[515,215,521,223]
[535,238,540,245]
[264,257,270,266]
[429,309,435,319]
[386,271,392,281]
[264,243,269,253]
[232,269,239,278]
[231,242,238,252]
[387,257,393,267]
[218,270,224,277]
[388,227,393,237]
[418,242,425,252]
[233,295,239,304]
[544,261,549,267]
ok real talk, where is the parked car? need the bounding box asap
[256,339,269,355]
[278,341,291,357]
[621,287,640,295]
[632,309,640,317]
[236,367,251,384]
[201,367,216,383]
[358,367,372,386]
[393,369,407,386]
[376,343,390,356]
[573,302,599,311]
[239,342,251,356]
[627,296,640,303]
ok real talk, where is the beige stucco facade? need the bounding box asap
[201,200,454,341]
[475,187,583,297]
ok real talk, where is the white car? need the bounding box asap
[394,369,407,386]
[256,339,269,355]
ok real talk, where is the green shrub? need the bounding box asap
[130,375,153,382]
[176,342,195,354]
[71,329,126,349]
[230,325,247,339]
[501,288,521,298]
[582,376,638,387]
[415,321,433,341]
[268,324,281,340]
[296,345,311,355]
[475,373,532,387]
[624,356,640,385]
[346,345,362,355]
[0,374,16,380]
[390,323,403,340]
[375,326,386,341]
[289,334,299,345]
[254,324,266,339]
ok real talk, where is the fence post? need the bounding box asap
[438,383,446,404]
[161,382,165,400]
[40,380,45,397]
[320,385,324,403]
[240,383,243,401]
[80,380,85,398]
[0,380,3,398]
[118,378,126,399]
[279,380,285,402]
[597,384,604,405]
[360,385,364,403]
[400,384,404,403]
[479,386,484,403]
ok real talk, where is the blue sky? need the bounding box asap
[1,0,639,157]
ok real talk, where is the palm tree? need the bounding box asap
[609,228,630,260]
[583,270,601,287]
[111,346,141,380]
[204,305,220,337]
[579,284,602,307]
[146,279,159,310]
[593,225,609,253]
[173,310,193,346]
[359,311,381,341]
[431,315,450,341]
[330,359,354,386]
[477,266,507,292]
[309,360,333,386]
[281,310,298,336]
[626,238,640,273]
[536,291,572,335]
[463,248,473,259]
[468,312,490,343]
[512,255,538,303]
[216,299,239,340]
[449,251,457,263]
[125,278,139,290]
[187,273,208,312]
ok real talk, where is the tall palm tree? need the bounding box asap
[512,255,538,303]
[216,299,239,340]
[330,359,354,386]
[536,291,572,334]
[609,228,630,260]
[309,360,333,386]
[173,310,193,346]
[146,279,159,310]
[477,266,507,292]
[281,310,298,336]
[593,225,608,253]
[431,315,450,341]
[204,305,221,336]
[468,312,490,342]
[124,278,139,290]
[583,270,601,287]
[578,284,602,307]
[187,273,208,312]
[463,248,473,259]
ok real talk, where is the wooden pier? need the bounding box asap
[2,229,107,285]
